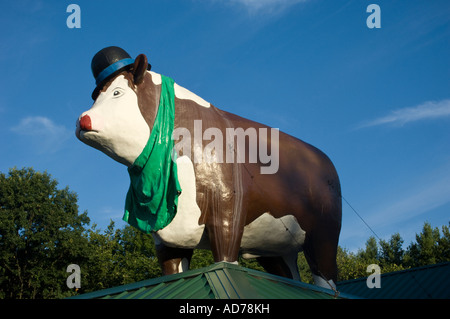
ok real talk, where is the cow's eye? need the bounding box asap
[112,89,124,98]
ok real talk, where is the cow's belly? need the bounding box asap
[153,155,206,249]
[154,156,306,256]
[240,213,306,258]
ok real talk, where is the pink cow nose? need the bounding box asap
[79,114,92,131]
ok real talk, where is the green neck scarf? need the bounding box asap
[123,75,181,233]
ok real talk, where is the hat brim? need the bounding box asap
[91,62,151,100]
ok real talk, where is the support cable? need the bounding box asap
[342,195,381,241]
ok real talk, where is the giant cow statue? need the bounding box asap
[76,46,342,290]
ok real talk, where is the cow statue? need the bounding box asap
[76,46,342,290]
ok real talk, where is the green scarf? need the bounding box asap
[123,75,181,233]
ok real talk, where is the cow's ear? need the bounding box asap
[132,54,148,85]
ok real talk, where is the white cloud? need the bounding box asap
[373,160,450,225]
[357,99,450,129]
[341,162,450,250]
[369,174,450,229]
[12,116,63,135]
[11,116,71,153]
[214,0,311,14]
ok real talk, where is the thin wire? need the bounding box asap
[342,195,381,241]
[279,194,380,296]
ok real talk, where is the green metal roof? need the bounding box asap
[69,262,356,299]
[337,262,450,299]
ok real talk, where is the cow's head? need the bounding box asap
[76,47,156,167]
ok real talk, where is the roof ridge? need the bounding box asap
[68,262,355,299]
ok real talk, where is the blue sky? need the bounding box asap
[0,0,449,252]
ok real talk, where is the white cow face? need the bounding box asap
[76,74,150,167]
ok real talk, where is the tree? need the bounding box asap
[379,233,404,266]
[438,222,450,261]
[0,167,90,299]
[357,236,379,263]
[336,247,369,281]
[80,222,123,292]
[297,252,314,284]
[115,224,162,283]
[190,249,214,270]
[406,222,443,267]
[76,222,162,294]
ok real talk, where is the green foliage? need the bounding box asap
[297,252,313,284]
[405,222,448,267]
[0,167,90,298]
[190,249,214,269]
[80,222,161,294]
[1,167,449,298]
[379,233,404,266]
[190,250,266,273]
[336,247,369,281]
[0,167,162,298]
[336,222,450,281]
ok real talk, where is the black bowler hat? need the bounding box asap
[91,46,151,99]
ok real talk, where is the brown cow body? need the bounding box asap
[77,49,341,289]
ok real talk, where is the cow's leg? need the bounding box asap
[256,254,300,280]
[303,228,339,290]
[205,194,248,264]
[155,244,193,275]
[206,213,245,263]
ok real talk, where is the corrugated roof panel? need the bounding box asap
[135,282,166,299]
[124,287,147,299]
[148,278,188,299]
[248,277,295,299]
[111,290,129,299]
[251,276,335,299]
[337,262,450,299]
[164,275,209,299]
[219,267,261,298]
[206,268,241,299]
[179,276,214,299]
[70,262,450,299]
[69,262,353,300]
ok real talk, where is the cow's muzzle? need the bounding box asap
[79,114,92,131]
